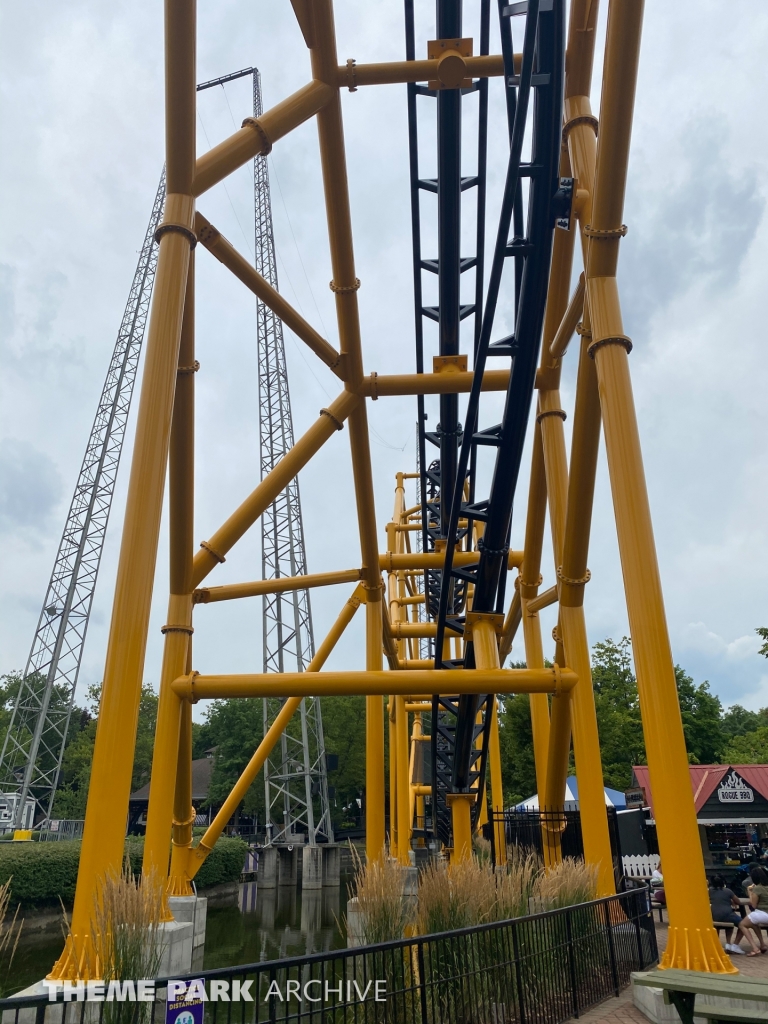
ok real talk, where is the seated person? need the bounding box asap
[650,862,665,905]
[741,866,768,956]
[708,874,745,955]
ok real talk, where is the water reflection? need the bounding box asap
[202,878,350,969]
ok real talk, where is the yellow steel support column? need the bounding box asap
[446,793,474,864]
[395,695,411,864]
[168,696,194,895]
[388,701,398,856]
[144,247,197,894]
[51,0,196,980]
[488,698,507,864]
[472,618,504,860]
[518,421,551,802]
[537,149,614,892]
[587,0,731,971]
[366,596,386,861]
[308,0,388,864]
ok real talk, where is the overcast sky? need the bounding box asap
[1,1,767,723]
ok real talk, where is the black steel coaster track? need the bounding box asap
[405,0,490,634]
[415,0,567,848]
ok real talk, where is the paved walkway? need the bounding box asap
[569,920,768,1023]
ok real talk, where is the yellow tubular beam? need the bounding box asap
[144,250,198,896]
[186,584,365,881]
[51,0,197,983]
[168,697,194,896]
[518,421,551,802]
[395,695,411,864]
[192,80,334,197]
[548,273,585,363]
[194,568,362,604]
[389,701,398,857]
[535,0,616,897]
[588,0,730,972]
[473,619,506,863]
[366,601,386,861]
[380,550,522,572]
[340,53,509,88]
[361,369,509,397]
[527,585,558,615]
[499,588,521,665]
[541,686,573,865]
[191,390,358,588]
[194,212,343,376]
[174,667,577,700]
[446,793,474,864]
[488,700,506,863]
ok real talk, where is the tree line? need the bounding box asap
[1,629,767,823]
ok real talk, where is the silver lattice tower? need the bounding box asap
[250,69,332,846]
[0,173,166,827]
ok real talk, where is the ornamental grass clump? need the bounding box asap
[533,856,598,909]
[494,846,541,921]
[93,859,166,985]
[347,845,414,944]
[0,877,23,997]
[416,857,497,935]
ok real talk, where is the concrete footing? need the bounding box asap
[346,896,365,948]
[322,844,341,886]
[259,843,340,889]
[302,845,324,889]
[157,918,194,977]
[277,845,298,886]
[168,894,207,949]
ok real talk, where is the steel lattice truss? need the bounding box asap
[248,70,333,847]
[0,172,166,824]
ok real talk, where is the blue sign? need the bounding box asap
[166,981,205,1024]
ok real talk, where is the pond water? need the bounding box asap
[3,878,352,996]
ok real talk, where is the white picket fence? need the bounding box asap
[622,854,660,878]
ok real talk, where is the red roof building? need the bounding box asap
[632,765,768,824]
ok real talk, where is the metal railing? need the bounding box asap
[0,889,657,1022]
[36,819,85,842]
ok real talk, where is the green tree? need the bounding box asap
[757,627,768,658]
[203,698,265,820]
[722,727,768,765]
[675,667,724,763]
[592,637,645,790]
[721,705,763,740]
[497,691,538,806]
[51,682,158,818]
[320,695,367,824]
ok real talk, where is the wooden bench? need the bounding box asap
[633,968,768,1023]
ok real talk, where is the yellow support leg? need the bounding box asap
[446,793,474,864]
[587,0,731,973]
[365,595,386,863]
[395,695,411,864]
[488,698,507,864]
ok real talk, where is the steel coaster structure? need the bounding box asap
[196,67,332,848]
[0,173,166,830]
[51,0,735,980]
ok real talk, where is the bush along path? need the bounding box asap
[0,835,248,911]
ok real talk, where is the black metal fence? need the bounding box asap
[0,889,657,1023]
[485,810,624,885]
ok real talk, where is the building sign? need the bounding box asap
[718,770,754,804]
[624,787,646,808]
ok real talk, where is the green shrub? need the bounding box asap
[0,841,82,909]
[0,835,248,909]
